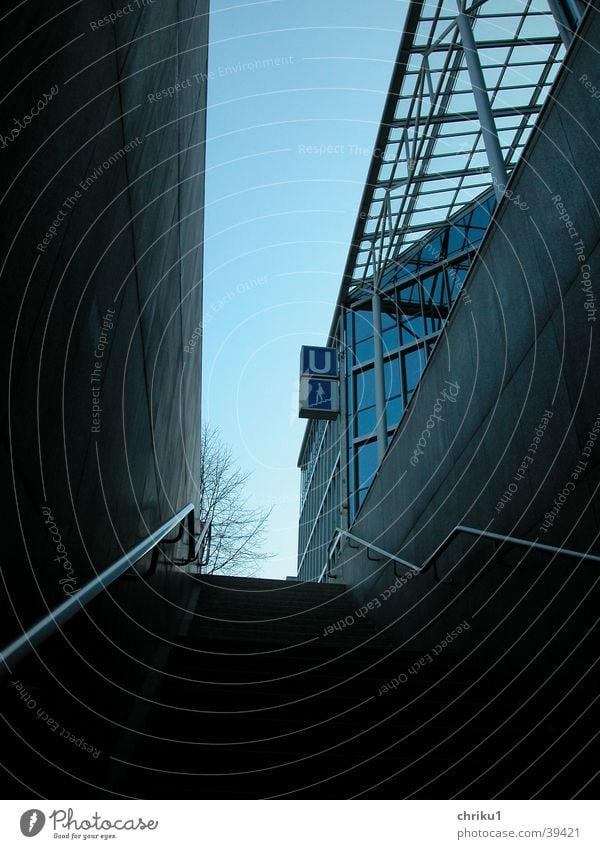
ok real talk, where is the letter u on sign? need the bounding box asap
[300,345,338,378]
[309,349,332,374]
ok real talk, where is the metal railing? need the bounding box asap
[321,524,600,582]
[0,503,210,677]
[319,529,421,582]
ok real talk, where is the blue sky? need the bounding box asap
[202,0,409,578]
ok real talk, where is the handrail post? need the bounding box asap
[187,510,196,562]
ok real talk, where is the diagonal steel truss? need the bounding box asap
[342,0,571,305]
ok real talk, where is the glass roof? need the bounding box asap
[343,0,565,301]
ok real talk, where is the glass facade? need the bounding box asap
[347,190,495,520]
[297,0,582,582]
[298,413,341,583]
[298,191,495,580]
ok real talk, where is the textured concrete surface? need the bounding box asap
[0,1,209,643]
[336,5,600,663]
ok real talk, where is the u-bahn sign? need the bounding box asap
[299,346,339,420]
[299,377,339,420]
[300,346,338,378]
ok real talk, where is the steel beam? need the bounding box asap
[371,289,388,463]
[455,0,509,202]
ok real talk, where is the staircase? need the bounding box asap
[2,572,599,798]
[107,574,600,799]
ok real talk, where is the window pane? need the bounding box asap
[422,271,442,302]
[357,441,378,491]
[355,368,375,409]
[386,395,403,428]
[383,325,399,352]
[447,224,466,256]
[447,263,468,300]
[384,357,401,398]
[356,405,377,438]
[399,282,421,304]
[403,314,425,339]
[381,311,396,330]
[354,309,373,342]
[354,336,374,363]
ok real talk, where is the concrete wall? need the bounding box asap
[0,1,209,642]
[336,6,600,667]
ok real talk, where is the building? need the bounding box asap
[298,0,597,588]
[0,1,209,794]
[0,1,209,643]
[295,2,600,791]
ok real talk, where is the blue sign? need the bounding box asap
[299,376,339,420]
[309,379,333,409]
[300,346,338,378]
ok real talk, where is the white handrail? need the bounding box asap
[320,524,600,582]
[0,503,207,676]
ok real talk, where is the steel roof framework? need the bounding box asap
[343,0,570,304]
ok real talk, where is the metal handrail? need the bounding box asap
[424,524,600,576]
[320,528,421,582]
[0,502,209,676]
[322,524,600,582]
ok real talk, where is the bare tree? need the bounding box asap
[198,424,273,576]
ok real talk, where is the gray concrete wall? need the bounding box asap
[0,2,209,641]
[336,6,600,667]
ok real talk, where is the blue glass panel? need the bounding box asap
[381,265,394,287]
[399,282,421,304]
[382,311,396,330]
[354,309,374,342]
[395,264,414,283]
[355,368,375,409]
[354,337,374,363]
[382,325,399,353]
[447,224,466,256]
[447,263,467,299]
[386,395,403,428]
[356,405,377,437]
[357,441,378,490]
[404,315,425,338]
[428,312,444,334]
[422,271,443,303]
[465,203,492,247]
[424,235,442,263]
[384,357,401,398]
[470,202,490,230]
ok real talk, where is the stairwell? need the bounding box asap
[2,571,599,799]
[107,573,599,799]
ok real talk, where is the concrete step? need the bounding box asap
[115,709,585,800]
[196,575,346,592]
